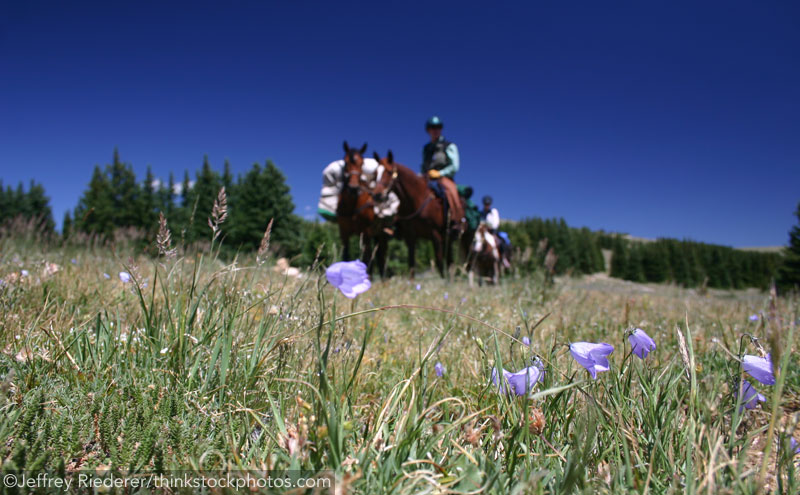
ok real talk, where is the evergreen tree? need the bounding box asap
[74,165,115,235]
[228,161,296,253]
[62,211,73,239]
[26,180,55,232]
[185,155,222,243]
[610,236,628,278]
[642,241,670,283]
[777,201,800,291]
[139,165,158,233]
[108,149,140,229]
[625,245,646,282]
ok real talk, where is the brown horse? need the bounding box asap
[372,150,472,278]
[337,141,388,277]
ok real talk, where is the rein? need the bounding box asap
[387,166,434,221]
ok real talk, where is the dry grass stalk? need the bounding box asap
[156,212,176,259]
[257,218,273,265]
[208,187,228,240]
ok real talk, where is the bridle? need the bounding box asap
[377,163,433,221]
[341,154,377,219]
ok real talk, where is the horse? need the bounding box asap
[337,141,388,277]
[372,150,472,279]
[469,224,501,286]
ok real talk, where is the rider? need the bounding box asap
[481,196,510,267]
[421,116,465,229]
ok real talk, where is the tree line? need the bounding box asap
[0,180,54,232]
[64,149,298,254]
[1,149,798,291]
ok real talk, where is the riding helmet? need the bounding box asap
[425,116,444,129]
[482,195,493,205]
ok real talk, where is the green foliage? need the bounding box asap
[608,237,780,289]
[0,179,55,233]
[227,161,296,254]
[778,201,800,292]
[500,217,607,276]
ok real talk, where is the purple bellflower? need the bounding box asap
[325,260,371,299]
[628,328,656,359]
[570,342,614,379]
[742,354,775,386]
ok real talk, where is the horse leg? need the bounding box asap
[340,225,350,261]
[406,237,416,279]
[362,234,373,274]
[468,254,476,288]
[377,236,388,279]
[432,231,445,278]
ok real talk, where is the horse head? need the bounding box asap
[372,150,396,201]
[343,141,367,192]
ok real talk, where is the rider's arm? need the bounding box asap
[439,143,460,178]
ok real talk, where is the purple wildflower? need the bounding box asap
[325,260,371,298]
[119,271,131,283]
[570,342,614,379]
[742,354,775,385]
[628,328,656,359]
[103,273,111,279]
[749,314,759,322]
[491,364,543,396]
[443,292,448,300]
[736,380,766,411]
[507,366,543,396]
[522,336,531,347]
[71,258,78,265]
[435,362,445,377]
[415,284,421,291]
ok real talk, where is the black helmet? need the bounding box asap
[482,195,493,205]
[425,115,444,129]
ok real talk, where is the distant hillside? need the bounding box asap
[500,217,782,290]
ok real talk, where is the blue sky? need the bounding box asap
[1,1,798,247]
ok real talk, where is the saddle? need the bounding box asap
[428,177,465,230]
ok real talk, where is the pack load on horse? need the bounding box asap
[317,143,399,222]
[321,142,400,276]
[372,149,475,279]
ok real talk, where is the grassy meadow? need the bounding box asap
[0,230,798,494]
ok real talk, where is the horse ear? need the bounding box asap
[343,141,350,154]
[359,143,368,155]
[387,150,394,164]
[373,151,381,161]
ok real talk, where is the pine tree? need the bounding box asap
[62,211,73,239]
[642,241,670,283]
[777,201,800,291]
[625,245,646,283]
[75,165,115,235]
[26,181,55,232]
[610,236,628,278]
[228,161,297,252]
[185,155,222,243]
[108,149,140,229]
[139,165,158,233]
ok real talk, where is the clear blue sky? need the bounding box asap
[1,1,798,247]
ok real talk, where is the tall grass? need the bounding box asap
[0,220,798,494]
